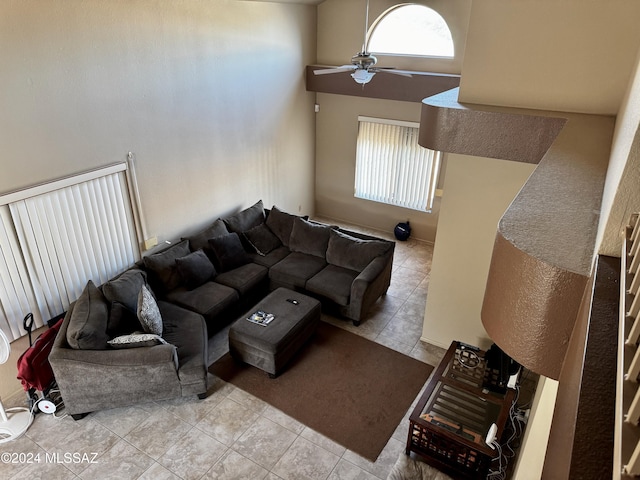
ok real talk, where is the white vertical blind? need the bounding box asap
[9,172,138,325]
[0,206,41,340]
[0,167,139,340]
[355,117,441,212]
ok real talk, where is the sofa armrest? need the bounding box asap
[347,252,394,323]
[353,255,389,286]
[49,306,182,415]
[158,300,209,395]
[50,343,182,415]
[49,341,178,367]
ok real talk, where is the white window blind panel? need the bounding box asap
[355,119,441,212]
[0,206,43,341]
[9,171,138,323]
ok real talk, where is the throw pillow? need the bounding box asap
[242,223,282,256]
[265,205,299,247]
[102,268,148,313]
[143,240,191,294]
[175,249,216,289]
[289,217,333,258]
[183,218,228,252]
[66,280,110,350]
[137,284,163,336]
[223,200,265,233]
[108,332,168,349]
[326,229,391,271]
[208,233,250,271]
[107,301,144,338]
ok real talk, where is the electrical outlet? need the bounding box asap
[143,237,158,250]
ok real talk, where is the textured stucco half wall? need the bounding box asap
[477,109,613,378]
[420,91,614,378]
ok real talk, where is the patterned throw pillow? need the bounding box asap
[137,285,163,336]
[107,332,168,349]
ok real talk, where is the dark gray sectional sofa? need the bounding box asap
[49,201,394,417]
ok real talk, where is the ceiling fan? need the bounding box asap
[314,0,412,85]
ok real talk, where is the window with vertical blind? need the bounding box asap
[355,117,441,212]
[0,164,140,341]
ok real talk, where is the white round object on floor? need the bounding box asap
[38,399,57,414]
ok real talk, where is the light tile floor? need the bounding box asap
[1,219,446,480]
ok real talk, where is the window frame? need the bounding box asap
[354,116,442,213]
[366,3,455,60]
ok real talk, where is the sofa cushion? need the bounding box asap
[208,233,250,272]
[243,223,281,256]
[137,284,163,336]
[66,280,110,350]
[248,246,291,268]
[326,229,391,272]
[268,252,327,289]
[166,281,239,323]
[266,206,299,247]
[223,200,265,233]
[306,264,360,306]
[143,240,191,294]
[183,218,228,252]
[175,249,216,290]
[102,268,148,313]
[289,218,332,258]
[107,301,143,338]
[214,263,268,296]
[108,332,168,349]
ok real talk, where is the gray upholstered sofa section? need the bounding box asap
[174,201,394,326]
[49,298,208,418]
[48,200,393,418]
[266,216,394,325]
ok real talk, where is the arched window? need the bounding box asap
[367,4,454,58]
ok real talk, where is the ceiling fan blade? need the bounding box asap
[314,66,357,75]
[375,69,413,78]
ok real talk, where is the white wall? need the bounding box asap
[511,377,559,480]
[597,47,640,256]
[422,154,535,349]
[460,0,640,114]
[314,93,442,241]
[0,0,317,246]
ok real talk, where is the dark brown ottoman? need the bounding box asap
[228,287,321,377]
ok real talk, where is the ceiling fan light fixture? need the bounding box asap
[351,69,375,84]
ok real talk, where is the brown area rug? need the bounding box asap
[209,321,433,461]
